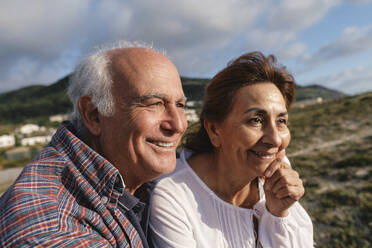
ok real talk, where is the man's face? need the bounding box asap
[98,49,187,189]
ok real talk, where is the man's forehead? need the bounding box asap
[107,47,184,103]
[109,47,164,71]
[109,48,173,83]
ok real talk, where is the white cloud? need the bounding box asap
[277,43,308,60]
[0,0,92,91]
[0,0,90,59]
[2,56,71,92]
[0,0,370,93]
[267,0,340,31]
[347,0,372,4]
[301,25,372,67]
[0,0,269,90]
[119,0,268,76]
[244,0,340,56]
[304,65,372,94]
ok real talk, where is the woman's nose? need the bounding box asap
[261,122,281,148]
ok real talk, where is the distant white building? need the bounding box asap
[186,100,203,108]
[20,124,40,135]
[49,114,69,123]
[184,109,199,123]
[21,135,52,146]
[0,135,15,148]
[186,101,196,107]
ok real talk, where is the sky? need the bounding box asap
[1,0,372,95]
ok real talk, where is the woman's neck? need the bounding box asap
[188,152,259,208]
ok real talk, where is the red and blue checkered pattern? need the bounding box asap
[0,122,143,247]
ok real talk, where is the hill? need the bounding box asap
[0,73,370,246]
[0,76,71,123]
[295,84,344,101]
[287,92,372,247]
[183,91,371,247]
[181,76,210,101]
[0,75,344,123]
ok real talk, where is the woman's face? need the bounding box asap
[212,82,290,177]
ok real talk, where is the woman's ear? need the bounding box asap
[78,95,101,136]
[204,119,221,148]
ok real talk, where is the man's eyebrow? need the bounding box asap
[134,94,166,103]
[133,94,187,103]
[179,96,188,102]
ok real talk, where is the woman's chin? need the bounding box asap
[248,152,275,176]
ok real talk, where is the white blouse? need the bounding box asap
[149,150,314,247]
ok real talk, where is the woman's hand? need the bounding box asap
[262,151,304,217]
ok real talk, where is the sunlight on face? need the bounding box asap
[215,82,290,177]
[98,49,188,187]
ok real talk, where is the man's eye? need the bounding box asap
[177,102,186,109]
[149,101,164,107]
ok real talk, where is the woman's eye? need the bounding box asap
[248,117,263,125]
[278,118,288,126]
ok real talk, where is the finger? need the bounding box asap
[271,171,301,194]
[265,168,300,192]
[264,167,285,190]
[275,186,304,200]
[276,149,286,160]
[264,158,281,178]
[263,150,286,178]
[280,160,291,169]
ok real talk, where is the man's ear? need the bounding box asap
[203,119,221,148]
[78,95,101,136]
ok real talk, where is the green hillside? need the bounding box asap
[0,75,344,123]
[0,76,71,123]
[0,72,370,246]
[183,91,372,247]
[287,92,372,247]
[295,84,345,101]
[181,76,210,101]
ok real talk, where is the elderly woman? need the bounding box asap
[148,52,313,247]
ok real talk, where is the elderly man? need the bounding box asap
[0,42,187,247]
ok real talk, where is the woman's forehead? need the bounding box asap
[232,83,287,113]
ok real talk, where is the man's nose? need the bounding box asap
[161,105,187,134]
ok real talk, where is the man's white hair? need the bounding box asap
[67,40,163,137]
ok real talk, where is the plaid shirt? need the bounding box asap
[0,122,145,247]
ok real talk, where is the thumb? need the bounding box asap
[276,149,286,161]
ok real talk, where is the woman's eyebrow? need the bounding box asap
[244,108,288,116]
[244,108,266,114]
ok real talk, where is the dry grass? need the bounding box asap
[287,92,372,247]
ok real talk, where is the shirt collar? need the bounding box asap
[53,121,125,202]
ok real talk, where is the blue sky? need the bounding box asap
[1,0,372,94]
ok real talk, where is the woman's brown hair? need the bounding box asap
[184,51,296,153]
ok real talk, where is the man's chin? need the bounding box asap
[147,157,176,177]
